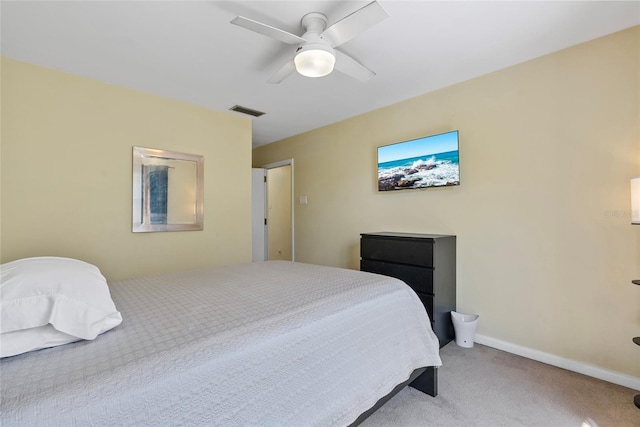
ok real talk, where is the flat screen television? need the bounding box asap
[377,130,459,191]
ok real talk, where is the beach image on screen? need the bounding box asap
[378,130,459,191]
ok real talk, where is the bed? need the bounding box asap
[1,260,441,426]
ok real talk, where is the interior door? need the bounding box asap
[252,160,294,262]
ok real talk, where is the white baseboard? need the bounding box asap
[474,334,640,392]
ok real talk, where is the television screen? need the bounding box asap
[377,130,459,191]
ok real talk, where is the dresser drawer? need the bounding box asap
[361,235,433,267]
[415,292,434,321]
[360,260,434,294]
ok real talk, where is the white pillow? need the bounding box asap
[0,257,122,358]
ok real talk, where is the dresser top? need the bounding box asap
[361,232,455,239]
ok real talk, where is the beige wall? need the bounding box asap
[1,58,252,280]
[254,27,640,377]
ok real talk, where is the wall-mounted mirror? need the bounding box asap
[133,146,204,232]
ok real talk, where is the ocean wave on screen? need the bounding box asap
[411,157,436,169]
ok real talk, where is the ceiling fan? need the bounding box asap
[230,1,388,83]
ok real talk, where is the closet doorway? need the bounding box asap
[251,159,294,262]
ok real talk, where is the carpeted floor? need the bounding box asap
[361,342,640,427]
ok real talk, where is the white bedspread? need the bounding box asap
[0,261,441,426]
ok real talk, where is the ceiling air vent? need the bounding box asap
[229,105,265,117]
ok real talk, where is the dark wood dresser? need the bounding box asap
[360,232,456,347]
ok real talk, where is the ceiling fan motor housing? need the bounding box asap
[301,12,328,35]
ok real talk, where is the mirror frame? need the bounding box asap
[132,146,204,233]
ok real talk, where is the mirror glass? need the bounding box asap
[133,147,204,232]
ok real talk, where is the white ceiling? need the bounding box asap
[2,1,639,147]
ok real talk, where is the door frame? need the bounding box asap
[251,168,267,262]
[262,159,295,261]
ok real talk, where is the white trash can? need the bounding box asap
[451,311,479,348]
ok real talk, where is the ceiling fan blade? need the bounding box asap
[267,60,296,84]
[334,50,375,82]
[231,16,306,45]
[321,1,388,47]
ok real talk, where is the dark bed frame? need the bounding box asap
[348,366,437,426]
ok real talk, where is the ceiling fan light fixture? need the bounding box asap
[294,46,336,78]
